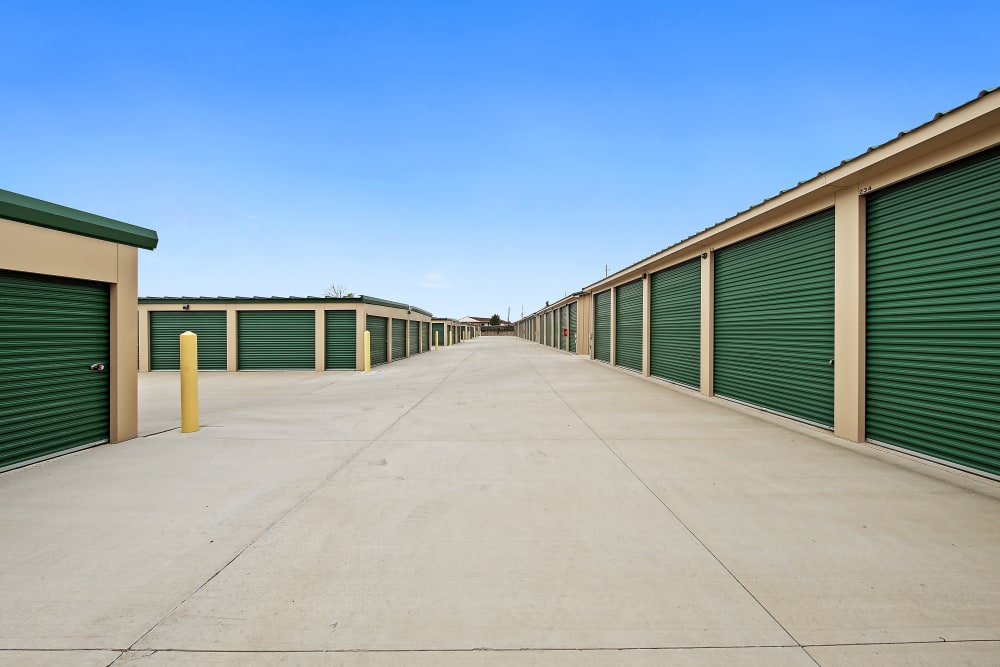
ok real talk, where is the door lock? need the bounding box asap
[89,363,108,372]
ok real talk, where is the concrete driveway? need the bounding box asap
[1,336,999,666]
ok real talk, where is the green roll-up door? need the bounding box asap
[650,258,701,388]
[238,310,315,370]
[867,147,1000,477]
[367,315,388,366]
[1,270,109,471]
[714,210,835,427]
[391,318,406,361]
[409,321,419,355]
[325,310,356,370]
[548,312,554,346]
[150,311,227,371]
[432,323,444,348]
[569,302,578,353]
[559,307,567,350]
[615,279,643,372]
[594,290,611,363]
[422,322,430,351]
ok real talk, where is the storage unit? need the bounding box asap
[866,147,1000,477]
[391,318,406,361]
[594,290,611,363]
[569,302,578,353]
[714,211,835,427]
[149,311,226,371]
[1,189,157,473]
[559,306,568,351]
[614,279,643,372]
[649,258,700,388]
[0,271,110,471]
[409,321,420,356]
[367,315,389,366]
[325,310,356,370]
[238,311,316,370]
[422,322,430,352]
[432,322,444,348]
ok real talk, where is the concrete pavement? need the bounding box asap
[1,336,999,666]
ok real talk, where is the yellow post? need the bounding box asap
[434,331,439,351]
[179,331,199,433]
[364,330,371,372]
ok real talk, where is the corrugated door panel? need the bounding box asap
[615,279,643,372]
[569,302,578,353]
[557,308,564,350]
[561,307,569,351]
[324,310,356,370]
[150,311,227,371]
[650,258,700,388]
[0,270,109,471]
[594,290,611,363]
[409,321,419,355]
[238,311,315,370]
[867,146,1000,477]
[391,318,406,361]
[367,316,388,366]
[714,210,835,427]
[432,323,443,348]
[422,322,430,352]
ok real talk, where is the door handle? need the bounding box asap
[89,363,108,372]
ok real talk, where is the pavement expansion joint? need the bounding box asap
[523,355,812,659]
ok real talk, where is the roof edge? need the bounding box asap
[0,189,158,250]
[582,87,1000,292]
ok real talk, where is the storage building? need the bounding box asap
[1,189,157,472]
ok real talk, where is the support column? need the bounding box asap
[314,308,325,371]
[226,308,238,372]
[109,245,138,443]
[642,274,651,376]
[700,251,714,396]
[834,187,866,442]
[609,287,617,367]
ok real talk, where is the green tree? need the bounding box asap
[489,314,501,326]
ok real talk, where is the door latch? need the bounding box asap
[89,363,108,372]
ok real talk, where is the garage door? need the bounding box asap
[410,321,419,355]
[560,307,568,351]
[149,311,227,371]
[367,315,388,366]
[569,302,578,353]
[650,258,700,388]
[1,270,109,471]
[432,323,443,348]
[594,290,611,363]
[325,310,356,370]
[714,210,835,427]
[615,279,643,373]
[867,147,1000,477]
[238,311,315,370]
[422,322,430,352]
[391,318,406,361]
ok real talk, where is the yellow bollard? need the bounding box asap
[364,330,371,372]
[434,331,439,351]
[180,331,199,433]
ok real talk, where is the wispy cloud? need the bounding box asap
[421,273,455,290]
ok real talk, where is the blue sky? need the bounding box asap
[3,1,998,320]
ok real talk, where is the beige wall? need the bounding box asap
[140,301,431,372]
[1,218,140,444]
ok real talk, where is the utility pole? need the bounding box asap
[507,306,510,325]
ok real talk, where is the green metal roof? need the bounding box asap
[139,295,432,318]
[0,188,158,250]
